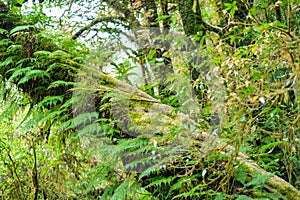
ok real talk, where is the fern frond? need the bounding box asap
[7,67,32,81]
[37,96,64,108]
[0,28,8,35]
[49,50,71,59]
[40,110,63,123]
[0,56,18,67]
[46,63,71,72]
[47,80,74,89]
[145,176,174,189]
[9,25,34,35]
[84,165,112,194]
[18,70,50,85]
[73,112,99,127]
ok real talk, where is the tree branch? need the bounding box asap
[71,16,126,40]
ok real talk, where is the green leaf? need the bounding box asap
[33,50,52,57]
[145,176,173,189]
[0,39,12,47]
[49,50,71,59]
[10,25,34,35]
[0,28,8,35]
[258,141,282,153]
[147,49,157,60]
[234,167,248,185]
[7,67,32,82]
[236,195,254,200]
[37,96,64,108]
[18,70,50,85]
[0,56,18,67]
[47,80,74,89]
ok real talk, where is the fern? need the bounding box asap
[0,39,12,47]
[145,176,173,189]
[37,95,64,108]
[0,56,18,67]
[84,165,112,194]
[49,50,71,59]
[46,63,71,72]
[40,109,64,123]
[73,112,99,127]
[18,69,50,85]
[139,163,161,179]
[77,123,102,137]
[9,25,34,35]
[7,67,32,81]
[16,58,34,67]
[0,28,8,35]
[7,44,22,54]
[47,80,74,89]
[33,50,52,57]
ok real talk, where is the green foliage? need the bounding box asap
[0,0,299,199]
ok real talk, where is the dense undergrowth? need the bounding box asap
[0,0,299,199]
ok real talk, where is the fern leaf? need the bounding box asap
[33,50,52,57]
[7,67,32,82]
[84,165,112,194]
[47,80,74,89]
[10,25,34,35]
[145,176,173,189]
[46,63,71,72]
[139,164,160,179]
[0,56,18,67]
[7,45,22,53]
[0,28,8,35]
[37,96,64,108]
[40,110,63,122]
[0,39,12,47]
[73,112,99,127]
[49,50,71,59]
[111,178,130,200]
[18,70,50,85]
[77,123,102,137]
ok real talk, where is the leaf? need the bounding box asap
[47,80,74,89]
[84,165,111,194]
[244,172,272,188]
[40,110,63,122]
[33,50,52,57]
[0,39,12,46]
[139,164,159,179]
[145,176,173,189]
[7,67,32,82]
[234,167,248,185]
[236,195,254,200]
[111,178,130,200]
[0,28,8,35]
[73,112,99,127]
[258,141,282,153]
[18,70,50,85]
[10,25,34,35]
[49,50,71,59]
[46,63,71,72]
[7,44,22,53]
[147,49,157,60]
[0,56,18,67]
[37,96,64,108]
